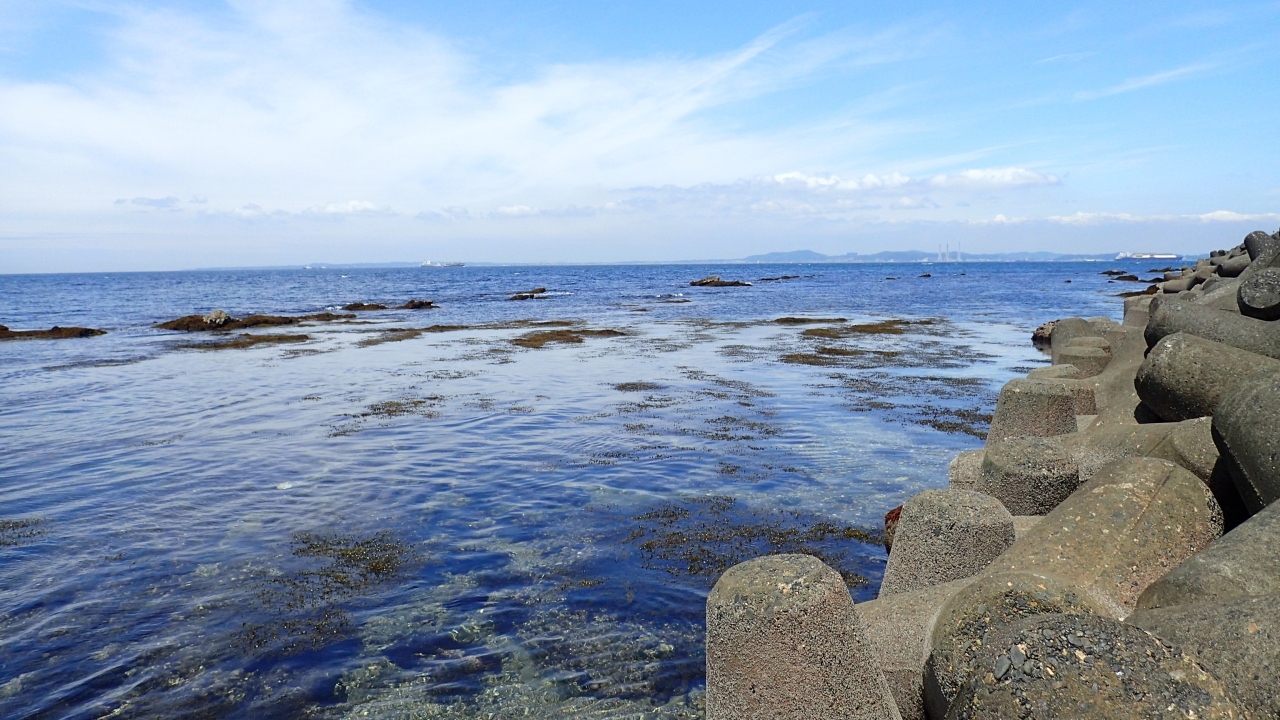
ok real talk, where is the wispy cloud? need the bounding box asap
[1047,210,1280,225]
[1075,63,1215,100]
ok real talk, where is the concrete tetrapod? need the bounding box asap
[1137,498,1280,609]
[1145,299,1280,360]
[976,437,1080,516]
[858,578,976,720]
[1053,346,1109,378]
[947,450,984,490]
[706,554,902,720]
[1048,318,1099,365]
[944,613,1241,719]
[1134,332,1280,422]
[984,379,1081,446]
[922,571,1106,719]
[1129,595,1280,717]
[1238,266,1280,320]
[879,490,1016,597]
[1212,367,1280,513]
[984,457,1223,618]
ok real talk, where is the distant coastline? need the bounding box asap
[188,248,1195,273]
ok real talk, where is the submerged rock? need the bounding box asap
[690,276,752,287]
[342,302,388,311]
[508,287,548,300]
[397,299,435,310]
[0,325,107,340]
[155,312,354,332]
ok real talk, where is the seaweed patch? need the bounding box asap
[626,497,877,587]
[237,530,418,657]
[0,518,45,547]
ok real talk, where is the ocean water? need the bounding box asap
[0,261,1146,718]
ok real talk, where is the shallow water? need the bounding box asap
[0,261,1144,718]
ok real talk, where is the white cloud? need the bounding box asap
[927,167,1059,188]
[1047,210,1280,225]
[1074,63,1214,101]
[302,200,394,217]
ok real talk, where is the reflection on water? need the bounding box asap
[0,262,1129,718]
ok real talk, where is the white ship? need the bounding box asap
[1116,252,1179,260]
[421,260,465,267]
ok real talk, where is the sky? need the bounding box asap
[1,0,1278,272]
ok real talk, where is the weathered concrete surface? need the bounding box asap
[1213,367,1280,513]
[1054,345,1109,378]
[1011,515,1041,540]
[880,490,1016,597]
[1026,364,1081,380]
[1135,332,1280,422]
[984,379,1079,445]
[947,450,984,491]
[1081,325,1151,429]
[706,554,902,720]
[1137,495,1280,610]
[858,578,976,720]
[946,613,1241,719]
[923,571,1106,719]
[1122,295,1154,327]
[1238,266,1280,320]
[1129,596,1280,718]
[977,437,1080,516]
[1048,318,1099,365]
[985,457,1223,618]
[1146,299,1280,360]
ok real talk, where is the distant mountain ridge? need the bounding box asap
[738,249,1126,263]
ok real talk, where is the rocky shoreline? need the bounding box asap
[704,229,1280,719]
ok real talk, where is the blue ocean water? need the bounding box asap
[0,261,1147,718]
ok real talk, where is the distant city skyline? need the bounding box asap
[1,0,1278,273]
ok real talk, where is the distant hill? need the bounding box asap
[738,249,1127,263]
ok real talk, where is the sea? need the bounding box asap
[0,260,1151,719]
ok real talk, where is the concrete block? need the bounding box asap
[947,450,984,490]
[706,554,902,720]
[1010,515,1041,540]
[1122,295,1154,327]
[977,437,1080,516]
[948,613,1240,719]
[1130,596,1280,718]
[1135,332,1280,422]
[858,578,975,720]
[985,457,1223,618]
[1054,346,1109,377]
[923,571,1107,718]
[1137,498,1280,610]
[984,379,1079,445]
[1048,318,1098,365]
[1026,364,1081,380]
[880,490,1016,597]
[1237,266,1280,320]
[1145,299,1280,360]
[1213,367,1280,513]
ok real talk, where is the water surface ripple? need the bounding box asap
[0,262,1136,718]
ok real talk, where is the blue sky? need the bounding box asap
[1,0,1278,272]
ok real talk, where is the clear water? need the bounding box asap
[0,261,1142,718]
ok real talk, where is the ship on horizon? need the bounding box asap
[1115,252,1181,260]
[421,260,465,267]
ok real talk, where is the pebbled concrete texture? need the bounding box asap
[977,437,1080,516]
[880,490,1016,598]
[946,613,1241,720]
[1123,295,1154,327]
[1011,515,1041,540]
[1026,363,1081,380]
[1212,366,1280,514]
[706,554,902,720]
[984,457,1223,618]
[857,578,976,720]
[1129,595,1280,718]
[984,379,1079,445]
[1137,498,1280,610]
[1238,266,1280,320]
[947,450,984,490]
[1135,332,1280,422]
[923,571,1106,719]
